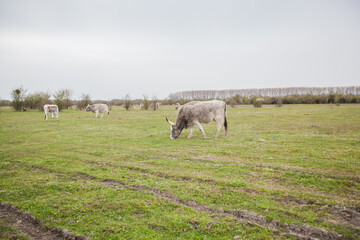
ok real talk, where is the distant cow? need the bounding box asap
[156,102,161,109]
[85,104,109,118]
[150,102,161,110]
[166,100,227,139]
[175,103,180,110]
[140,103,144,110]
[44,104,59,121]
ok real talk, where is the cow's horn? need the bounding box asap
[166,117,175,126]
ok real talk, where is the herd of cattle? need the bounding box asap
[43,100,228,139]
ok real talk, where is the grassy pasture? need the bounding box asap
[0,104,359,239]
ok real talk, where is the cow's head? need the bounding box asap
[85,104,91,112]
[166,117,181,139]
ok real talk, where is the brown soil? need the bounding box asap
[326,205,360,230]
[0,203,88,240]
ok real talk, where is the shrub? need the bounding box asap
[334,94,340,105]
[228,94,242,105]
[242,96,250,104]
[252,97,263,108]
[143,95,149,110]
[314,95,328,104]
[25,92,51,111]
[351,96,359,103]
[124,95,131,110]
[274,97,283,107]
[11,87,27,111]
[303,94,315,104]
[253,101,262,108]
[77,93,92,110]
[54,89,72,111]
[339,95,353,103]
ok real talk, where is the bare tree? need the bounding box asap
[143,95,149,110]
[11,86,27,111]
[124,94,131,110]
[53,89,72,111]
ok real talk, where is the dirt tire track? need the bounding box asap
[327,205,360,230]
[0,202,88,240]
[88,159,360,231]
[21,163,349,239]
[100,179,343,240]
[88,160,216,185]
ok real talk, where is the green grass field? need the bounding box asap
[0,104,359,239]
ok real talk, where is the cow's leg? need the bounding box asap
[195,121,207,138]
[45,113,48,121]
[215,117,224,138]
[101,112,104,118]
[51,113,54,120]
[187,127,194,139]
[95,110,99,118]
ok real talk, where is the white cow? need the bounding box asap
[156,102,161,110]
[175,103,180,110]
[44,104,59,121]
[85,104,109,118]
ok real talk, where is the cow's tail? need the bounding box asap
[224,104,228,136]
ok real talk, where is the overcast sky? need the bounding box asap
[0,0,359,100]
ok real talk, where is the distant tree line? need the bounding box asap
[225,93,360,108]
[167,86,360,106]
[0,99,11,107]
[168,86,360,100]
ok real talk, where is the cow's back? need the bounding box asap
[180,100,226,124]
[44,104,58,113]
[93,104,108,113]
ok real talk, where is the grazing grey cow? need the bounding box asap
[85,104,109,118]
[44,104,59,121]
[166,100,227,139]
